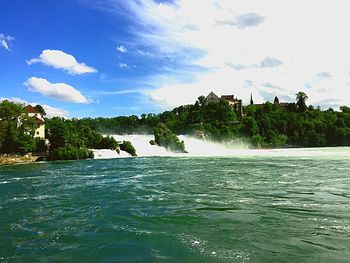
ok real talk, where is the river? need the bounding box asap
[1,147,350,262]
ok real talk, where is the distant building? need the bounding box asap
[249,94,290,108]
[24,105,45,139]
[204,92,243,117]
[203,92,220,105]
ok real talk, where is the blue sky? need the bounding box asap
[1,0,350,117]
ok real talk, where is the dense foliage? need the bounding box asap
[79,99,239,141]
[49,145,94,161]
[120,141,137,156]
[0,100,43,155]
[244,102,350,147]
[46,117,119,160]
[2,91,350,161]
[77,93,350,148]
[153,123,186,153]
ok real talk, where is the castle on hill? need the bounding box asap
[203,92,243,117]
[203,92,291,117]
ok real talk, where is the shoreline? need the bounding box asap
[0,154,39,166]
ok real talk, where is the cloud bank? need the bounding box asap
[24,77,88,104]
[101,0,350,110]
[27,49,97,75]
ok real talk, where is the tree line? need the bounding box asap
[79,92,350,147]
[1,91,350,160]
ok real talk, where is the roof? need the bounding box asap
[25,105,39,113]
[221,95,235,101]
[34,117,45,125]
[279,102,290,106]
[206,92,219,99]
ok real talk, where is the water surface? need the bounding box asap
[1,148,350,262]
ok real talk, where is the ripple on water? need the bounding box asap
[0,153,350,262]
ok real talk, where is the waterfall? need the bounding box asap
[92,134,247,158]
[92,134,350,159]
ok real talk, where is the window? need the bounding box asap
[36,131,39,135]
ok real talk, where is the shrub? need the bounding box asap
[34,138,47,153]
[154,123,186,153]
[120,141,137,156]
[48,146,94,160]
[95,136,118,150]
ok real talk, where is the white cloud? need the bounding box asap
[138,49,153,56]
[0,33,14,51]
[0,97,69,118]
[117,45,127,53]
[217,12,265,29]
[98,89,150,95]
[27,49,97,75]
[24,77,88,104]
[119,63,129,68]
[260,57,283,68]
[103,0,350,109]
[42,104,69,118]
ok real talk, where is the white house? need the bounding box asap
[24,105,45,139]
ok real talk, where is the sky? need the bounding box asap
[1,0,350,118]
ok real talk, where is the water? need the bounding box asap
[1,148,350,262]
[108,134,350,159]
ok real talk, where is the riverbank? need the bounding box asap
[0,154,39,166]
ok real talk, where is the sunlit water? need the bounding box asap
[1,148,350,262]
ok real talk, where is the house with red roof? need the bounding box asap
[24,105,45,139]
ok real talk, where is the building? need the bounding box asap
[203,92,243,117]
[24,105,45,139]
[203,92,220,105]
[249,94,290,108]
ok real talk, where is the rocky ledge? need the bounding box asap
[0,154,39,166]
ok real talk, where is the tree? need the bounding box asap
[274,96,279,105]
[296,92,308,112]
[242,117,258,137]
[196,95,206,106]
[340,106,350,113]
[154,123,186,153]
[35,105,46,115]
[120,141,137,156]
[0,100,23,121]
[0,100,36,154]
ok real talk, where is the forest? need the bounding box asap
[1,91,350,161]
[79,92,350,148]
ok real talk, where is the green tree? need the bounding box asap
[154,123,186,153]
[35,105,46,115]
[196,95,206,106]
[120,141,137,156]
[296,92,308,112]
[242,117,258,137]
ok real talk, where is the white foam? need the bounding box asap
[99,134,350,159]
[111,135,174,157]
[91,149,130,159]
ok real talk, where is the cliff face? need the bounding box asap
[0,154,39,165]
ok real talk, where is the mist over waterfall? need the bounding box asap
[92,134,350,159]
[110,134,246,157]
[112,135,173,157]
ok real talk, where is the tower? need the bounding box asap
[250,93,254,105]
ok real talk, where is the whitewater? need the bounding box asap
[92,134,350,160]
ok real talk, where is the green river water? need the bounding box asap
[1,148,350,262]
